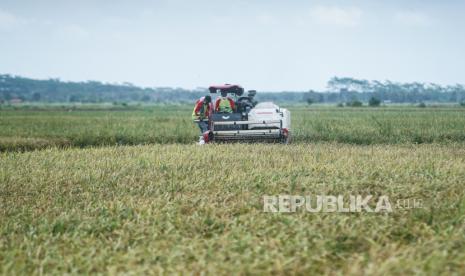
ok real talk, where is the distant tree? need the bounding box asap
[368,97,381,107]
[306,98,314,105]
[418,102,426,108]
[336,102,344,107]
[141,95,151,102]
[3,91,12,101]
[32,92,41,101]
[69,95,80,102]
[327,76,370,92]
[347,100,363,107]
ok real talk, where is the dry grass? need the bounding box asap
[1,143,465,274]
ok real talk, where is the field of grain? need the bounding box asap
[0,105,464,151]
[1,105,465,274]
[1,143,465,274]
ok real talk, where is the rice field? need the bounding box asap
[0,105,464,151]
[1,105,465,274]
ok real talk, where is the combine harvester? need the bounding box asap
[203,84,291,144]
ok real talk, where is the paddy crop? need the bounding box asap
[1,105,464,151]
[1,143,465,274]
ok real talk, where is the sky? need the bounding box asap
[0,0,464,91]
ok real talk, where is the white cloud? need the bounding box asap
[0,9,27,31]
[310,6,362,27]
[394,11,431,27]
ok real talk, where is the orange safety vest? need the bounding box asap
[192,97,212,120]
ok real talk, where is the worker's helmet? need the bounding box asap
[204,95,212,103]
[248,90,257,97]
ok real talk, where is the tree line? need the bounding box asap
[1,74,464,104]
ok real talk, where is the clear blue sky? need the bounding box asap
[1,0,464,91]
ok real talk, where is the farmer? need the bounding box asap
[192,95,213,144]
[215,90,235,113]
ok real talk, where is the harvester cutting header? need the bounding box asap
[192,84,291,144]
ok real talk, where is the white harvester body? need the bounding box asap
[247,102,291,130]
[209,101,291,143]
